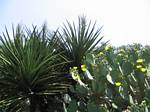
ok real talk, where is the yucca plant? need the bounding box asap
[55,16,105,111]
[0,25,70,112]
[57,16,103,68]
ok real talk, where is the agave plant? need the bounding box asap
[57,16,103,68]
[0,25,70,112]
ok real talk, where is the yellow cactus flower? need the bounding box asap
[105,45,112,51]
[98,52,104,56]
[73,66,78,70]
[99,52,104,55]
[81,64,86,68]
[136,50,140,53]
[136,65,142,69]
[115,82,122,87]
[71,73,80,80]
[81,64,87,72]
[134,48,138,51]
[140,68,147,73]
[118,53,123,56]
[119,49,125,53]
[136,59,144,64]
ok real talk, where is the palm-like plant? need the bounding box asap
[57,16,103,68]
[0,25,70,112]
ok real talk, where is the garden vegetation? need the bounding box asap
[0,16,150,112]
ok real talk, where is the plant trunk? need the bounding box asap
[29,94,64,112]
[29,95,38,112]
[47,95,64,112]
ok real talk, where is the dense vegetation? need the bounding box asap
[0,16,150,112]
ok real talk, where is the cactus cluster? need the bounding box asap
[64,44,150,112]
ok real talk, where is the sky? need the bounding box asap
[0,0,150,46]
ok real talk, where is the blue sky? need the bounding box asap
[0,0,150,46]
